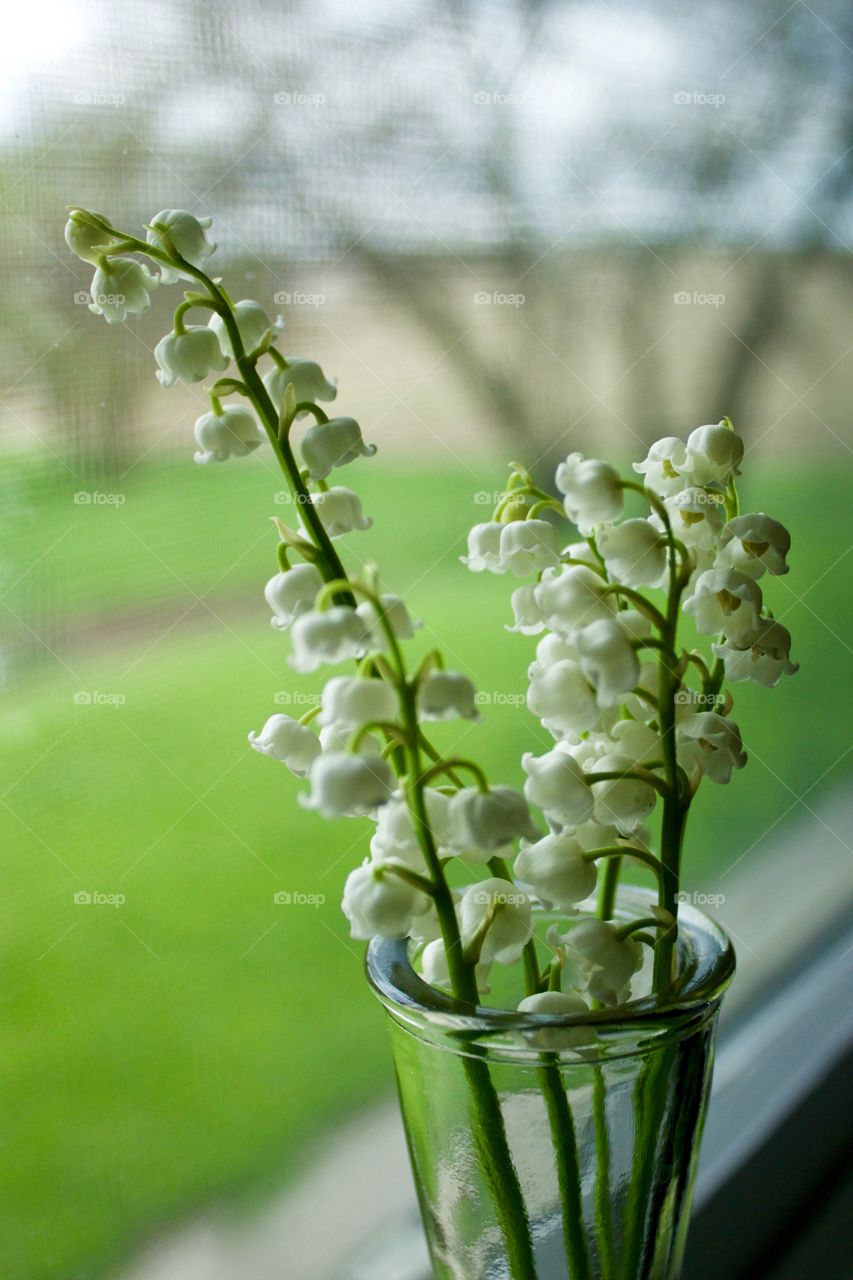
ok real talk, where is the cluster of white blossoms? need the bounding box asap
[71,206,797,1018]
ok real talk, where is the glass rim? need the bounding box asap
[366,886,736,1037]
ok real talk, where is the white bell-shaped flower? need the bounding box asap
[461,522,503,573]
[677,712,747,785]
[418,671,478,722]
[301,416,377,480]
[421,938,491,994]
[318,675,400,731]
[460,878,533,964]
[65,209,119,264]
[146,209,217,283]
[263,358,337,414]
[208,299,282,359]
[597,519,667,588]
[527,659,600,741]
[498,520,561,576]
[712,619,798,688]
[289,606,371,673]
[193,405,263,463]
[663,487,725,550]
[514,832,596,910]
[88,256,159,324]
[247,713,321,777]
[506,584,546,635]
[632,437,689,497]
[682,568,763,643]
[566,919,643,1006]
[573,618,641,707]
[715,513,791,579]
[355,595,421,652]
[569,818,622,851]
[608,718,660,764]
[264,563,323,630]
[342,860,430,939]
[684,423,744,487]
[154,326,228,386]
[448,787,539,856]
[300,487,371,539]
[516,990,593,1050]
[529,632,578,671]
[521,749,594,827]
[555,453,623,534]
[319,723,381,755]
[301,751,394,817]
[589,752,656,831]
[533,565,614,635]
[371,788,452,865]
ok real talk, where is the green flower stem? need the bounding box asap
[538,1063,592,1280]
[600,583,668,632]
[420,757,490,792]
[592,1066,615,1279]
[378,863,437,899]
[596,853,624,919]
[584,768,672,801]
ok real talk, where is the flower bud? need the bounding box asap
[448,787,539,857]
[301,751,394,817]
[247,714,321,777]
[318,675,400,731]
[146,209,217,282]
[555,453,623,533]
[264,563,324,630]
[514,833,596,910]
[521,749,594,827]
[289,607,372,672]
[154,326,228,386]
[301,417,377,480]
[460,878,533,964]
[193,405,263,463]
[460,522,503,573]
[684,422,743,486]
[64,209,118,265]
[342,860,429,939]
[418,671,478,722]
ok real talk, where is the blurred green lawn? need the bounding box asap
[1,455,850,1280]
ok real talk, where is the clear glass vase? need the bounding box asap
[367,887,735,1280]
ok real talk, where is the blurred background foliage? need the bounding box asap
[0,1,851,1277]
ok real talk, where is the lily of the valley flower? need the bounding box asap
[499,520,561,576]
[146,209,217,282]
[663,487,725,550]
[632,437,689,497]
[516,989,593,1050]
[88,256,159,324]
[355,595,421,651]
[65,209,119,264]
[716,513,791,579]
[555,453,624,533]
[588,753,657,831]
[448,787,539,858]
[530,632,578,670]
[682,567,763,643]
[289,606,371,672]
[684,422,744,486]
[460,878,533,964]
[209,299,282,359]
[302,750,395,817]
[461,522,502,572]
[263,359,337,413]
[371,789,452,865]
[264,563,323,630]
[154,326,228,386]
[193,405,263,463]
[573,618,641,707]
[514,832,596,910]
[422,938,491,993]
[533,565,614,634]
[342,860,430,939]
[318,675,400,731]
[300,486,371,538]
[521,749,594,827]
[566,918,644,1006]
[527,659,600,741]
[677,712,747,784]
[247,713,321,777]
[418,670,479,722]
[301,416,377,480]
[712,618,798,687]
[596,519,667,588]
[506,584,546,635]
